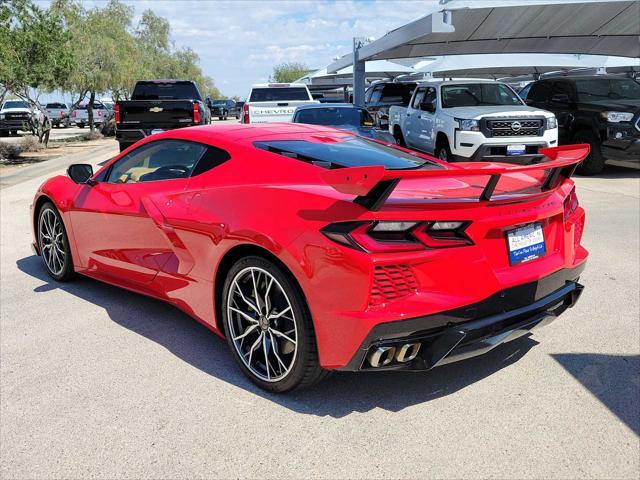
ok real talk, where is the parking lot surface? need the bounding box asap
[1,138,638,478]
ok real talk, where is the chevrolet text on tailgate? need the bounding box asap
[242,83,318,123]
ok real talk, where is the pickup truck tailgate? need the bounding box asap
[249,102,313,123]
[119,100,195,127]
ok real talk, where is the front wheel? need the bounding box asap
[37,202,75,281]
[435,138,452,162]
[574,130,605,175]
[221,256,326,392]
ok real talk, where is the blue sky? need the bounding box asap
[36,0,439,99]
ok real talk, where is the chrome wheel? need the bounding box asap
[226,266,298,383]
[39,208,66,276]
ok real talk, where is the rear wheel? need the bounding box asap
[394,128,406,147]
[221,256,326,392]
[573,130,605,175]
[77,123,84,129]
[37,202,75,282]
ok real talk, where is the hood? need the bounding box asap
[579,99,640,112]
[443,105,552,119]
[1,108,32,114]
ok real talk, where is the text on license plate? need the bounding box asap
[506,223,546,265]
[507,144,526,155]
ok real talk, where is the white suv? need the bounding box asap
[389,80,558,163]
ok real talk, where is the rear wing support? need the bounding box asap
[322,144,589,211]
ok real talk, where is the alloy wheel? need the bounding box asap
[39,208,66,276]
[226,266,298,382]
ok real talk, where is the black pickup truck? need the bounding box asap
[207,99,240,120]
[115,80,210,151]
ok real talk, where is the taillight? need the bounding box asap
[114,103,120,123]
[321,221,472,253]
[72,110,76,118]
[243,103,250,123]
[193,103,200,123]
[97,110,102,118]
[564,187,579,220]
[59,111,64,118]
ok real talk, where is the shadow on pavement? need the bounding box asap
[584,164,640,180]
[552,353,640,436]
[18,254,539,418]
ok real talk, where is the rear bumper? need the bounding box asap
[0,119,31,130]
[338,263,585,371]
[116,125,196,144]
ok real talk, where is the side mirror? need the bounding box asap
[420,101,435,113]
[67,164,94,184]
[551,93,571,103]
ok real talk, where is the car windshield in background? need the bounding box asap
[3,101,29,109]
[46,103,67,109]
[132,82,201,100]
[442,84,523,107]
[254,137,437,170]
[295,107,374,127]
[575,78,640,101]
[249,88,310,102]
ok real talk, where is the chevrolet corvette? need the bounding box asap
[31,123,589,392]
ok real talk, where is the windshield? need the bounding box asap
[254,137,437,170]
[294,107,374,127]
[211,100,226,105]
[249,88,310,102]
[575,78,640,101]
[132,81,201,101]
[3,101,29,109]
[441,83,523,107]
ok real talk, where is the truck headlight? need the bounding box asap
[455,118,480,131]
[546,117,557,129]
[601,111,634,123]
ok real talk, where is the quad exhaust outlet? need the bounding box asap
[367,342,421,368]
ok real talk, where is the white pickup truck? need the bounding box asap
[241,83,318,124]
[389,80,558,163]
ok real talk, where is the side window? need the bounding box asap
[529,82,552,102]
[552,81,575,100]
[364,87,374,104]
[423,87,437,109]
[369,87,383,105]
[412,88,426,109]
[106,140,207,183]
[191,146,231,176]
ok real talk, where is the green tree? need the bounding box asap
[271,62,311,83]
[0,0,74,142]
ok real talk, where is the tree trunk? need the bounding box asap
[88,91,95,132]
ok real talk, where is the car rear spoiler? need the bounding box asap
[320,144,590,210]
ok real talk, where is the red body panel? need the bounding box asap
[31,123,588,369]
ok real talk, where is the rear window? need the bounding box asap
[249,87,310,102]
[132,81,201,101]
[254,137,438,170]
[46,103,66,109]
[294,107,374,127]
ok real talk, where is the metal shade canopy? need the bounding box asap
[298,60,415,89]
[327,0,640,74]
[404,53,640,79]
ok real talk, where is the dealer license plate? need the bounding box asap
[507,144,526,155]
[506,223,546,265]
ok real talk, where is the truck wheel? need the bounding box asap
[77,123,84,129]
[394,129,406,147]
[573,130,605,175]
[435,138,452,162]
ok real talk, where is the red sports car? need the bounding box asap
[31,123,589,392]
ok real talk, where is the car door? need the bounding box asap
[550,80,577,142]
[69,139,208,286]
[404,87,426,147]
[416,86,437,153]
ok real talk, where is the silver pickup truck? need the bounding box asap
[45,102,71,128]
[241,83,318,124]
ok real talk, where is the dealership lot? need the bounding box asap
[0,139,638,478]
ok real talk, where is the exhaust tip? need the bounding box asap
[367,346,396,368]
[396,343,421,363]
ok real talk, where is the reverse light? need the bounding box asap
[193,103,201,123]
[321,221,472,253]
[601,111,633,123]
[114,103,120,123]
[455,118,480,131]
[243,102,250,123]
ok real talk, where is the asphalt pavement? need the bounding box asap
[0,136,638,479]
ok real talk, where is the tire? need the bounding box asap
[221,256,326,392]
[77,123,84,129]
[435,137,452,162]
[37,202,75,282]
[11,130,18,136]
[0,130,7,137]
[573,130,605,175]
[394,128,406,147]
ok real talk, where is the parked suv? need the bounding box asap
[525,75,640,174]
[364,81,417,128]
[45,102,71,128]
[389,80,558,163]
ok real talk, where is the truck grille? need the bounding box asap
[5,113,29,120]
[484,118,544,137]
